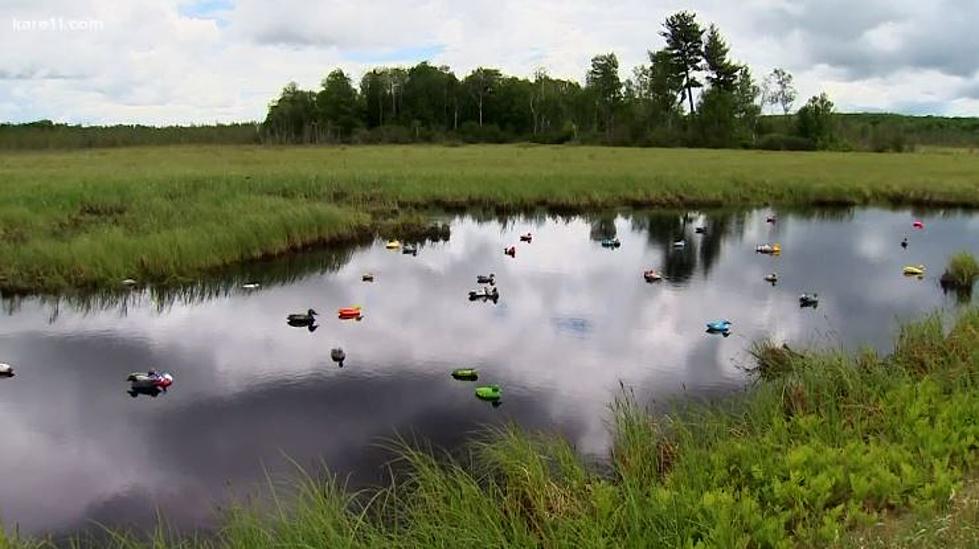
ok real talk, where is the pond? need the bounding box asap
[0,207,975,536]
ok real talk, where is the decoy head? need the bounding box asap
[308,309,318,316]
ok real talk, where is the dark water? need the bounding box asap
[0,208,975,536]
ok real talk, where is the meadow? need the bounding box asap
[1,144,978,293]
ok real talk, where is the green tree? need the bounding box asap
[585,53,623,141]
[263,82,317,143]
[767,68,797,115]
[317,69,360,140]
[464,68,502,127]
[797,93,835,147]
[703,25,739,92]
[660,11,705,115]
[402,62,459,133]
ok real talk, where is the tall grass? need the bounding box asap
[9,308,974,547]
[943,251,979,288]
[1,144,979,292]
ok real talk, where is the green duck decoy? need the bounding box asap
[451,368,479,381]
[475,384,502,402]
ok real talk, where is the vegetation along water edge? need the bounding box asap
[1,144,978,293]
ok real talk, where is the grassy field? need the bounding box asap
[1,308,976,547]
[1,144,978,292]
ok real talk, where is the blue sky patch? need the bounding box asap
[343,44,446,64]
[179,0,235,19]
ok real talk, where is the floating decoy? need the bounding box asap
[330,348,346,367]
[799,293,819,308]
[643,270,663,283]
[672,240,686,249]
[362,273,375,282]
[695,227,706,234]
[903,265,926,276]
[0,363,14,377]
[338,306,363,320]
[766,215,777,224]
[121,278,137,287]
[476,273,495,285]
[242,282,260,290]
[901,237,908,249]
[127,370,173,391]
[520,233,533,243]
[755,243,782,255]
[912,220,925,230]
[600,238,621,249]
[706,320,733,336]
[469,287,500,302]
[475,384,502,402]
[385,240,401,249]
[504,246,516,257]
[402,245,418,256]
[451,368,479,381]
[287,309,318,324]
[764,273,778,284]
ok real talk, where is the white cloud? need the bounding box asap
[0,0,977,124]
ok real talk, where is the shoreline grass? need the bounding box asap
[2,144,979,293]
[4,308,977,547]
[943,252,979,288]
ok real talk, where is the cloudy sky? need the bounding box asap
[1,0,978,125]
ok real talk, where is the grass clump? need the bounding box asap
[942,251,979,289]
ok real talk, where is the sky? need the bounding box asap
[1,0,978,125]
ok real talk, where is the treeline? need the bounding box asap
[264,11,779,149]
[0,120,260,150]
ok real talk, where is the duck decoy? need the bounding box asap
[338,306,363,320]
[903,265,926,277]
[475,384,502,402]
[330,348,346,367]
[900,237,909,249]
[799,293,819,308]
[385,240,401,249]
[476,273,495,285]
[755,243,782,255]
[600,238,621,249]
[469,287,500,302]
[912,220,924,230]
[766,215,777,224]
[672,240,686,249]
[121,278,137,287]
[362,273,375,282]
[127,370,173,391]
[643,270,663,283]
[706,320,733,337]
[402,245,418,256]
[242,282,261,290]
[695,227,706,234]
[764,273,778,285]
[452,368,479,381]
[504,246,516,257]
[0,363,14,378]
[287,309,318,324]
[520,233,533,243]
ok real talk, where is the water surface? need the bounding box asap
[0,207,975,536]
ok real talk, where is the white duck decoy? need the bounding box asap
[0,363,15,377]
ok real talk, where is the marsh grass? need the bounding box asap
[943,252,979,288]
[2,145,979,292]
[10,309,977,547]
